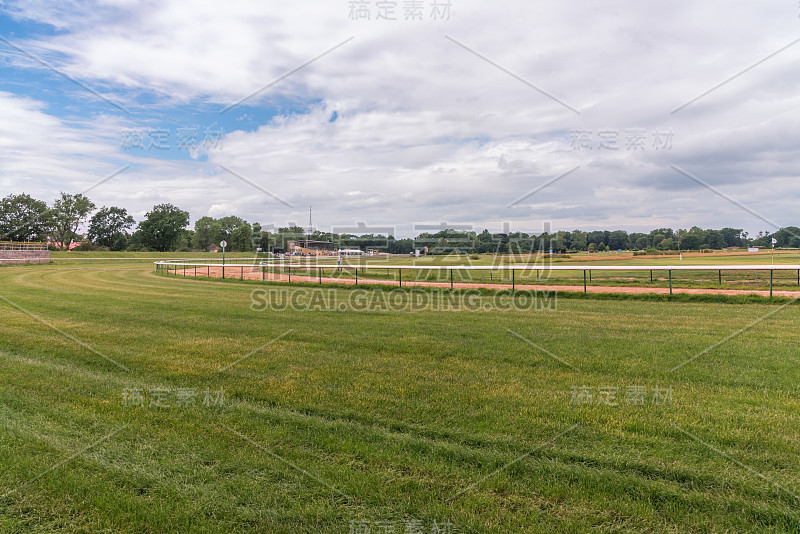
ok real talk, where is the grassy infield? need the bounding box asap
[0,254,799,532]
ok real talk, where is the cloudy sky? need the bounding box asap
[0,0,798,237]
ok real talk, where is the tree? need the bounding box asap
[588,230,606,249]
[388,237,414,254]
[651,233,665,249]
[51,192,95,250]
[720,228,743,248]
[679,233,701,250]
[216,216,246,244]
[136,204,189,252]
[650,228,674,240]
[570,230,587,251]
[706,230,725,250]
[552,231,569,252]
[771,227,800,248]
[608,230,629,250]
[0,193,52,241]
[230,222,253,252]
[87,207,135,250]
[192,216,221,249]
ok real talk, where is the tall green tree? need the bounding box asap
[679,233,702,250]
[192,216,221,249]
[87,207,135,250]
[608,230,629,250]
[51,192,95,250]
[570,230,588,251]
[0,193,52,242]
[720,228,744,248]
[216,216,246,244]
[230,222,253,252]
[137,204,189,252]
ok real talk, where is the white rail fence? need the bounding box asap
[155,261,800,297]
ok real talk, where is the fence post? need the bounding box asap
[718,270,721,285]
[319,268,322,285]
[450,269,453,290]
[770,270,773,298]
[669,270,672,295]
[650,270,652,283]
[398,269,402,287]
[584,270,587,293]
[355,268,357,286]
[512,270,515,291]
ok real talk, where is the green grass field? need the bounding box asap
[2,263,800,532]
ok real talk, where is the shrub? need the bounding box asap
[72,242,105,252]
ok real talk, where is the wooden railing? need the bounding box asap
[0,241,48,251]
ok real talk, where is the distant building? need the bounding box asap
[208,244,221,253]
[47,241,83,250]
[286,240,336,254]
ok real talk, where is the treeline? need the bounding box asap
[0,192,792,253]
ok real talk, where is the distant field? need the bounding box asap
[1,263,799,532]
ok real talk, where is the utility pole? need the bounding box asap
[307,206,311,244]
